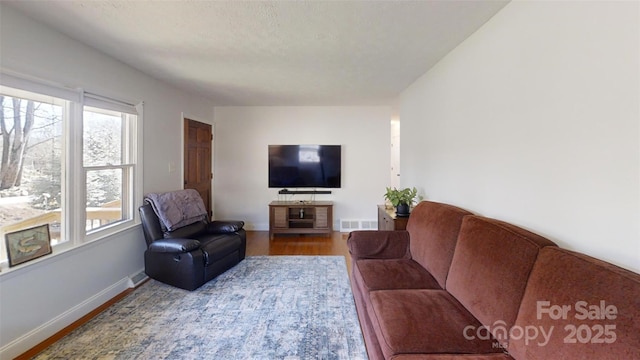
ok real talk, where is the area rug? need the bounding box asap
[34,256,368,359]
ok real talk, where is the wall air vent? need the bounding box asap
[340,219,378,232]
[128,271,149,288]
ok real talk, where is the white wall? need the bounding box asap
[213,106,391,230]
[400,1,639,273]
[0,5,216,358]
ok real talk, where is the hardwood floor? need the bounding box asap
[247,231,353,273]
[16,231,353,359]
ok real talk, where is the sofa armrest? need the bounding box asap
[148,238,201,253]
[207,220,245,233]
[347,230,411,261]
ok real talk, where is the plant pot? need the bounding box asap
[396,203,410,217]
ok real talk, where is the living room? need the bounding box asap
[1,1,638,359]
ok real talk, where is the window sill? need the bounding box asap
[0,221,140,280]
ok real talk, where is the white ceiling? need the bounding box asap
[6,0,509,106]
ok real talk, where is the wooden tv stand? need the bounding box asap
[268,201,333,238]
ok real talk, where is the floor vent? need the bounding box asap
[128,271,149,288]
[340,219,378,232]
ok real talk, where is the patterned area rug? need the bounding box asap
[34,256,367,359]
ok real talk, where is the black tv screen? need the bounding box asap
[269,145,342,188]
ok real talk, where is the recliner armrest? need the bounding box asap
[347,230,411,261]
[207,220,245,233]
[148,238,201,253]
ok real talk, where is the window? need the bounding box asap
[0,89,65,261]
[0,75,142,268]
[83,106,136,234]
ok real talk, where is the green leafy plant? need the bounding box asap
[384,187,418,207]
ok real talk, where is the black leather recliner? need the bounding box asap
[139,203,246,291]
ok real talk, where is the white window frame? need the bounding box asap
[0,72,144,269]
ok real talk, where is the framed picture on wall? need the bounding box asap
[5,224,52,267]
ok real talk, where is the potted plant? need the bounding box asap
[384,187,418,217]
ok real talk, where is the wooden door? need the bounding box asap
[184,118,212,218]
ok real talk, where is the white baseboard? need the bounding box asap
[0,277,131,359]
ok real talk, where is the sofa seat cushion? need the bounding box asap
[355,259,441,291]
[199,234,242,265]
[369,289,501,357]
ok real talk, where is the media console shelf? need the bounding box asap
[269,201,333,238]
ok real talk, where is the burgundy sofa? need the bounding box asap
[348,201,640,359]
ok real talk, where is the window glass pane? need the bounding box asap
[83,107,123,166]
[83,105,136,235]
[86,168,123,231]
[0,92,64,263]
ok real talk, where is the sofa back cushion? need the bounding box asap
[446,216,556,348]
[406,201,472,288]
[163,221,207,239]
[509,247,640,359]
[139,202,208,246]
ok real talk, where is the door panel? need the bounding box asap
[184,118,212,218]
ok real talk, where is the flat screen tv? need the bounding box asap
[269,145,342,188]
